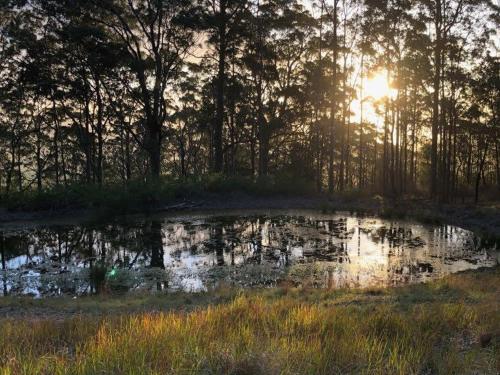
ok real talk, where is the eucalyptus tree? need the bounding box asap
[418,0,497,199]
[355,28,378,190]
[337,0,364,191]
[59,20,125,185]
[0,1,64,191]
[0,0,498,203]
[468,54,499,202]
[362,0,432,195]
[299,1,331,191]
[199,0,250,173]
[323,0,340,193]
[76,0,198,179]
[168,67,208,178]
[245,0,315,177]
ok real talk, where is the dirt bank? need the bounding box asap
[0,193,499,239]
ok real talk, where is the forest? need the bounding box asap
[0,0,499,205]
[1,2,500,374]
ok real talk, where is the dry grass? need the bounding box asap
[0,268,499,375]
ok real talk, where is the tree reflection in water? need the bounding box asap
[146,220,166,290]
[0,211,497,296]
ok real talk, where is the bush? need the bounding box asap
[0,172,317,214]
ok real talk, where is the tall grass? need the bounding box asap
[0,269,498,374]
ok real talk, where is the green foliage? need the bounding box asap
[0,173,317,213]
[1,0,498,206]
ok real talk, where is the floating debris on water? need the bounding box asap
[0,210,497,296]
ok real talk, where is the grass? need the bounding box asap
[0,267,498,374]
[1,177,499,373]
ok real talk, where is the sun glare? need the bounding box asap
[352,70,397,127]
[364,71,394,100]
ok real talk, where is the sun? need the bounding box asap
[364,71,394,101]
[350,70,397,128]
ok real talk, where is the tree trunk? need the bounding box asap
[125,125,131,181]
[83,95,93,184]
[258,124,269,177]
[257,0,268,178]
[95,76,104,186]
[36,116,43,193]
[358,53,364,190]
[382,88,389,194]
[52,96,60,187]
[5,139,15,195]
[328,0,339,194]
[17,145,22,192]
[475,138,489,204]
[179,137,186,178]
[431,0,442,197]
[495,140,499,190]
[213,0,226,174]
[147,122,161,179]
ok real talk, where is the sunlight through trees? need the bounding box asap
[0,0,498,202]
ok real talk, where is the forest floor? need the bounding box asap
[0,266,498,374]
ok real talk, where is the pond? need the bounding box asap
[0,210,498,297]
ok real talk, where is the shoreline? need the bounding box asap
[1,193,499,240]
[0,265,498,319]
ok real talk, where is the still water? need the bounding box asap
[0,210,498,297]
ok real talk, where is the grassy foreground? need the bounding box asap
[0,268,499,374]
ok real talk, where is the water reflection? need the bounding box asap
[0,211,497,296]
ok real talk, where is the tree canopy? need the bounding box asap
[0,0,498,202]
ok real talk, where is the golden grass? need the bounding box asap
[0,268,499,375]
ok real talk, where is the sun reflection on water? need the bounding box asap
[0,210,497,296]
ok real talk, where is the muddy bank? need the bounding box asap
[0,193,499,239]
[0,193,329,227]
